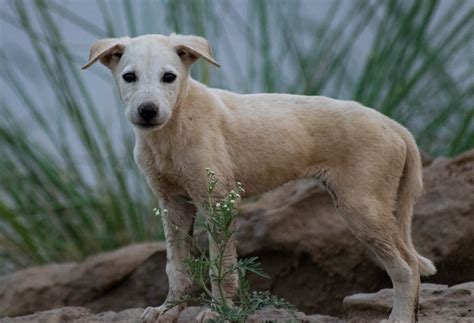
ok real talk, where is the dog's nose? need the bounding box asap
[138,103,158,121]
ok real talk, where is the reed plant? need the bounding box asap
[0,0,472,272]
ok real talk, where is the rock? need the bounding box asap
[411,151,474,286]
[0,243,167,317]
[237,149,474,315]
[83,244,169,313]
[0,150,473,319]
[237,180,391,316]
[176,306,339,323]
[0,307,144,323]
[189,178,381,315]
[343,282,474,322]
[420,151,433,167]
[245,307,340,323]
[0,306,340,323]
[4,282,473,322]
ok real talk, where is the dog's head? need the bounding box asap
[82,34,220,131]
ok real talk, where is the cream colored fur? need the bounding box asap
[83,34,436,323]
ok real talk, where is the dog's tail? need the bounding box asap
[396,131,437,277]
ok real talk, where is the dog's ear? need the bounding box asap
[82,38,127,70]
[170,34,220,68]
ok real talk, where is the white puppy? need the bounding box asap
[83,34,436,323]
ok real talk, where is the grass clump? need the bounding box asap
[159,170,296,323]
[0,0,472,272]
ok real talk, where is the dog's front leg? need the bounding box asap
[195,203,238,323]
[142,195,195,323]
[187,177,239,322]
[208,217,238,306]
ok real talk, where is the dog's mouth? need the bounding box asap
[133,121,161,130]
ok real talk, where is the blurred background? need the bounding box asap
[0,0,473,274]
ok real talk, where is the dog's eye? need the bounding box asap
[122,72,137,83]
[162,72,177,83]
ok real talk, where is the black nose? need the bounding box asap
[138,102,158,121]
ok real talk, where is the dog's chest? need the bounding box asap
[136,144,173,176]
[134,140,189,192]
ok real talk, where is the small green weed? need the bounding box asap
[157,169,296,323]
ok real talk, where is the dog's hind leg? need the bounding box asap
[338,195,420,323]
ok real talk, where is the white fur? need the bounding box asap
[83,34,436,323]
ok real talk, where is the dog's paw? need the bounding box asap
[141,305,180,323]
[195,308,219,323]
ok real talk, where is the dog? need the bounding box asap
[83,33,436,323]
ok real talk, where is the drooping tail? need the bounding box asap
[397,132,437,276]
